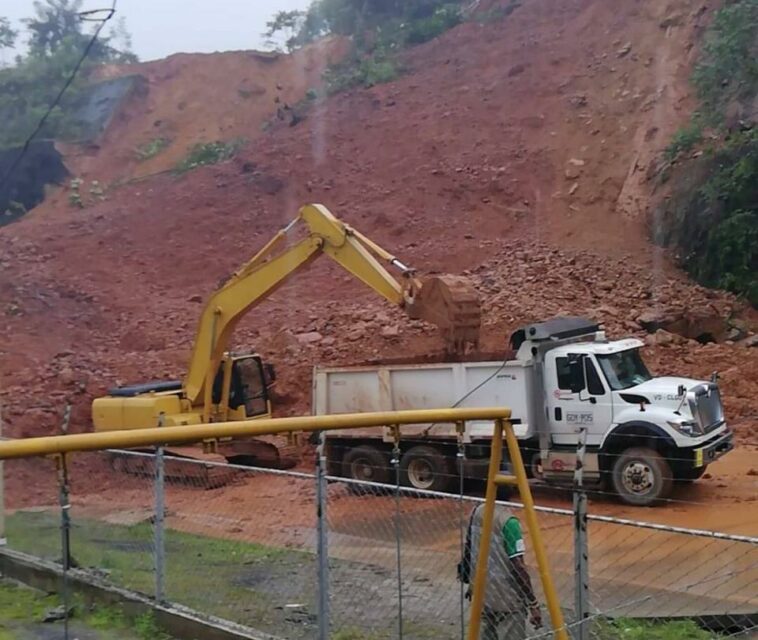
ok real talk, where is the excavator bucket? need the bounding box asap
[409,275,481,353]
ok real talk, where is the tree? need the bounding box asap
[266,0,463,51]
[0,1,138,148]
[264,10,306,51]
[24,0,136,63]
[25,0,84,58]
[109,16,136,62]
[0,17,17,50]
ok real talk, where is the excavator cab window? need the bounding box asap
[232,356,268,417]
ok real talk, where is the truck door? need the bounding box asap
[546,352,613,447]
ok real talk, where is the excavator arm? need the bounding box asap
[184,204,481,409]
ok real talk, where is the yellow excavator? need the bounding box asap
[93,204,481,483]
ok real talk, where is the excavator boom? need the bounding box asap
[185,204,481,407]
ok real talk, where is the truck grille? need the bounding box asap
[688,383,725,433]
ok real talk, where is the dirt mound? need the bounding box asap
[1,0,756,508]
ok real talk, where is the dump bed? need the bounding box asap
[313,361,534,442]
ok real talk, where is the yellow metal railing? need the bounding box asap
[467,418,569,640]
[0,408,566,638]
[0,409,506,459]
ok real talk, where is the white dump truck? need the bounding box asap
[314,317,734,505]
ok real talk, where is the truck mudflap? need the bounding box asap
[693,429,734,468]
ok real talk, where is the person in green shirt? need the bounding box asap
[459,503,542,639]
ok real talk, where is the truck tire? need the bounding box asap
[400,445,454,493]
[342,445,391,488]
[611,447,673,506]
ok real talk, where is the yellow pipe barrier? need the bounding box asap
[466,418,505,640]
[0,408,511,460]
[504,423,569,640]
[467,420,568,640]
[493,474,518,486]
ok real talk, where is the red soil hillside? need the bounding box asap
[1,0,756,509]
[61,37,350,183]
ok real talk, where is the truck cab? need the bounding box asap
[517,319,734,504]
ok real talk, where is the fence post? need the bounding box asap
[154,413,166,604]
[58,404,72,640]
[0,400,5,547]
[391,425,404,639]
[573,427,589,640]
[316,430,330,640]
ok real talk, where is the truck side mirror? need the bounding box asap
[263,363,276,386]
[568,355,585,393]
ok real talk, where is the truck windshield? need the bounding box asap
[596,349,652,390]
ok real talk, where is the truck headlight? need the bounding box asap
[667,419,700,436]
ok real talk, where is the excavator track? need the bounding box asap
[108,436,301,489]
[109,447,238,489]
[221,435,301,470]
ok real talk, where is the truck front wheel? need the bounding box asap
[400,446,454,493]
[611,447,673,506]
[343,445,391,488]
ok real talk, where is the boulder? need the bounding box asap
[737,334,758,348]
[636,308,728,342]
[296,331,323,345]
[381,324,400,338]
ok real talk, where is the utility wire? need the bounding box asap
[0,2,117,194]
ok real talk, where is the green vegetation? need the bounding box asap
[0,578,176,639]
[133,613,173,640]
[267,0,466,49]
[595,618,712,639]
[471,1,522,24]
[135,137,170,161]
[657,0,758,306]
[664,121,703,162]
[0,578,58,621]
[691,0,758,127]
[0,17,16,50]
[68,177,83,208]
[67,177,106,208]
[174,139,245,173]
[265,0,514,95]
[324,53,401,93]
[403,4,464,44]
[6,510,300,625]
[0,1,136,149]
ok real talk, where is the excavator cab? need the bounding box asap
[211,354,273,420]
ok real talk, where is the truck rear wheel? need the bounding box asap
[400,446,453,493]
[611,447,673,506]
[343,445,391,488]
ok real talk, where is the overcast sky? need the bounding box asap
[1,0,312,62]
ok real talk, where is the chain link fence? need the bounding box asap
[3,448,757,639]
